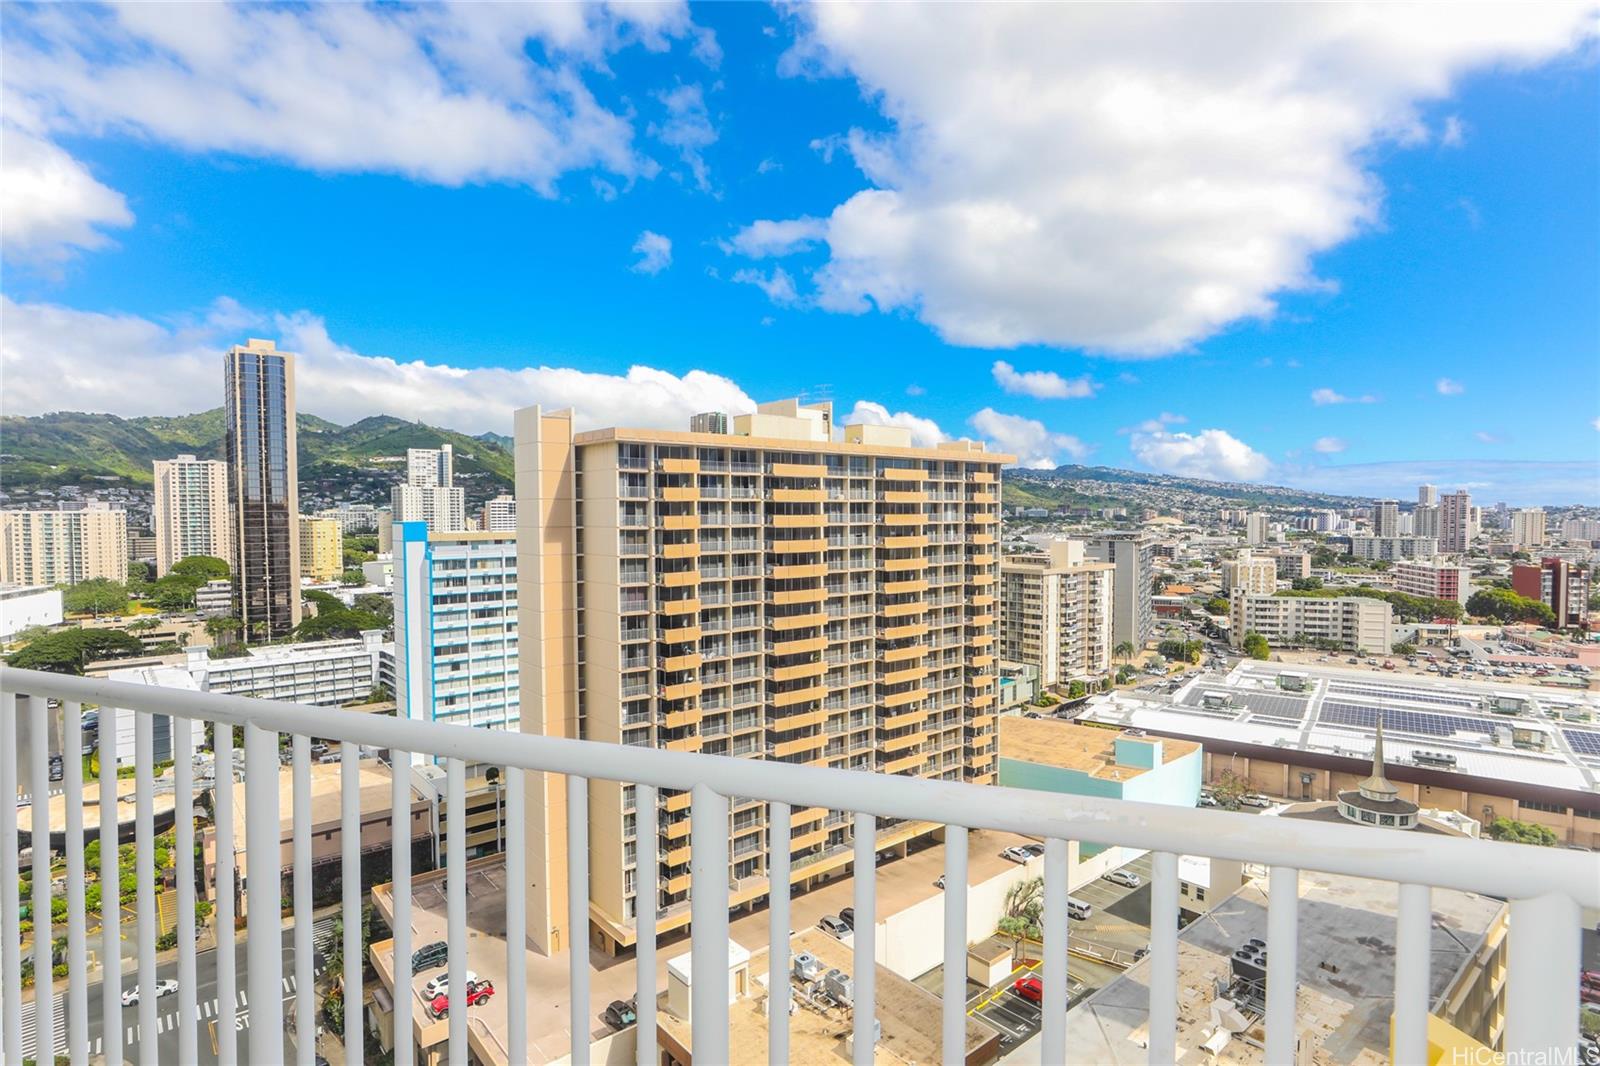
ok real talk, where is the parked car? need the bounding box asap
[1197,794,1219,808]
[1022,843,1045,858]
[818,914,851,938]
[603,999,637,1030]
[412,941,448,971]
[838,907,855,930]
[1104,869,1142,888]
[1013,975,1043,1003]
[934,874,946,889]
[422,970,478,1000]
[122,979,178,1006]
[1240,793,1274,808]
[1000,845,1033,864]
[428,979,494,1019]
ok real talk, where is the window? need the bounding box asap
[1195,887,1205,902]
[1521,800,1568,815]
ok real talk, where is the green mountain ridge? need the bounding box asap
[0,409,514,492]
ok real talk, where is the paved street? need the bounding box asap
[17,915,337,1064]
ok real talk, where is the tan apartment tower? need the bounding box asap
[1000,540,1113,690]
[513,398,1010,955]
[224,339,302,638]
[153,454,231,576]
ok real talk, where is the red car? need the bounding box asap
[1013,975,1043,1003]
[429,979,495,1019]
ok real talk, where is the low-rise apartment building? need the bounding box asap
[188,631,388,704]
[1393,558,1473,606]
[999,540,1113,689]
[1228,593,1392,653]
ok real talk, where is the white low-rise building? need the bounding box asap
[1229,594,1391,653]
[0,585,64,639]
[187,631,389,705]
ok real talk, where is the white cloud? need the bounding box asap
[991,360,1098,400]
[0,127,133,261]
[1311,387,1378,405]
[1440,115,1467,147]
[650,83,717,191]
[746,5,1593,353]
[1,3,711,203]
[631,230,673,274]
[1130,427,1271,482]
[842,401,947,448]
[731,266,799,306]
[0,295,756,435]
[1593,417,1600,432]
[1474,430,1507,444]
[725,217,828,258]
[1313,436,1348,454]
[1119,411,1188,434]
[968,408,1092,469]
[905,384,926,397]
[1117,372,1141,386]
[1436,377,1466,395]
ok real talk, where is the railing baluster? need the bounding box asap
[1392,882,1431,1066]
[634,782,657,1066]
[134,710,158,1063]
[175,713,198,1065]
[689,783,729,1066]
[568,773,591,1066]
[1506,891,1580,1056]
[1040,837,1069,1066]
[341,738,363,1066]
[391,749,413,1066]
[852,811,876,1066]
[1146,850,1179,1065]
[0,691,15,1066]
[1265,865,1299,1064]
[64,701,88,1065]
[942,825,968,1066]
[97,704,122,1066]
[767,799,791,1066]
[446,759,468,1066]
[244,722,283,1063]
[292,734,314,1065]
[26,695,55,1065]
[214,722,238,1066]
[505,767,527,1065]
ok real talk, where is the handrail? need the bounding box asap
[3,665,1596,907]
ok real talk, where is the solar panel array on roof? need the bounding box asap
[1563,729,1600,757]
[1236,692,1309,720]
[1326,682,1477,709]
[1319,701,1499,739]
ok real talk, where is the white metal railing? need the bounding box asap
[3,664,1599,1066]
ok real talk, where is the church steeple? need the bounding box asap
[1356,713,1401,804]
[1336,710,1418,829]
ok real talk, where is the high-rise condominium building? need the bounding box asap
[478,494,517,532]
[317,502,381,535]
[1413,504,1440,540]
[1562,518,1600,544]
[1392,559,1472,606]
[688,411,729,435]
[1439,490,1473,554]
[391,444,466,532]
[1347,536,1438,562]
[1221,550,1278,596]
[513,398,1008,954]
[1244,512,1270,546]
[1000,540,1113,689]
[1373,499,1399,538]
[0,502,128,586]
[152,454,231,576]
[1083,531,1154,647]
[393,523,519,735]
[1512,558,1591,629]
[1418,484,1438,507]
[298,514,343,581]
[1511,508,1546,550]
[224,339,302,638]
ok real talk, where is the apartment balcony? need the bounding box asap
[1,665,1593,1066]
[877,466,928,481]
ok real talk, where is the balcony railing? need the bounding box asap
[2,665,1597,1066]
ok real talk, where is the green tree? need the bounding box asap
[1158,639,1202,664]
[62,579,128,617]
[7,629,142,674]
[1466,589,1557,627]
[1113,640,1136,665]
[1210,770,1249,810]
[205,616,243,646]
[1292,576,1323,591]
[1485,818,1558,846]
[1203,596,1229,616]
[1000,876,1044,941]
[1067,679,1086,699]
[1392,642,1417,656]
[353,594,393,625]
[1241,631,1270,660]
[168,555,230,582]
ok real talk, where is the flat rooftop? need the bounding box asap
[1059,868,1505,1064]
[1074,661,1600,796]
[999,717,1198,780]
[656,927,1000,1065]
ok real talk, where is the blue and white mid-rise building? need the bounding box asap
[393,522,520,739]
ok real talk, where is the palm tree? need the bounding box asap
[1114,640,1136,665]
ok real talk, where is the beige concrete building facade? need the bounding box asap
[1229,593,1392,653]
[0,502,128,586]
[1220,550,1278,597]
[999,539,1113,689]
[298,513,343,581]
[153,454,231,576]
[514,399,1010,955]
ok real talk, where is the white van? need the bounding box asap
[1066,897,1093,920]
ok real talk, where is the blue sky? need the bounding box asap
[2,4,1596,504]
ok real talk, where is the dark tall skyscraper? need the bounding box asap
[224,339,301,639]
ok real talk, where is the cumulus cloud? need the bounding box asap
[968,409,1092,469]
[1118,411,1187,435]
[650,83,717,191]
[1436,377,1466,395]
[1,127,133,261]
[1311,387,1378,406]
[631,230,673,274]
[842,401,947,448]
[1130,427,1271,482]
[740,5,1592,353]
[991,361,1098,400]
[0,3,712,238]
[725,217,828,258]
[0,295,756,435]
[1313,436,1348,454]
[731,266,799,305]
